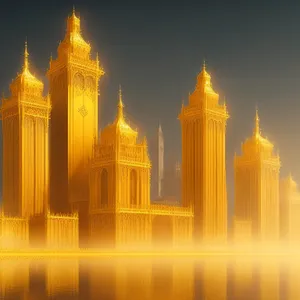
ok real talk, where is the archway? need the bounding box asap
[152,215,173,248]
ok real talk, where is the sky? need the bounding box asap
[1,0,300,214]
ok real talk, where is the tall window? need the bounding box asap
[130,169,138,206]
[100,169,108,208]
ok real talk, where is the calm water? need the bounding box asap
[0,256,299,299]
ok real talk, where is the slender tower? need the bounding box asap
[47,10,103,212]
[179,62,229,243]
[47,10,104,243]
[157,123,164,198]
[234,110,280,241]
[1,42,51,217]
[279,174,300,241]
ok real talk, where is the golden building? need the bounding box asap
[234,109,280,242]
[47,9,104,244]
[1,42,51,217]
[29,210,78,249]
[179,63,229,243]
[89,88,193,248]
[280,174,300,241]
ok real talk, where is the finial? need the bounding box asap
[96,52,99,67]
[24,38,29,71]
[117,85,124,121]
[73,5,76,16]
[203,59,206,71]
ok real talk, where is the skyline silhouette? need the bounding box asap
[1,1,300,220]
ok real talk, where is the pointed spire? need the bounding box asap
[203,59,206,71]
[254,107,260,137]
[24,38,29,71]
[117,85,124,121]
[72,5,76,16]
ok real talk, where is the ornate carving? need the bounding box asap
[24,107,49,118]
[85,76,96,98]
[73,72,84,96]
[78,105,88,117]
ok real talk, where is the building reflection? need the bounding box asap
[231,258,254,299]
[0,257,299,299]
[196,258,227,300]
[0,259,29,299]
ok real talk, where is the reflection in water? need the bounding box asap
[0,256,300,299]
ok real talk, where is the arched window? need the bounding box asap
[130,169,138,206]
[100,169,108,208]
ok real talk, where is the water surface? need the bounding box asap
[0,256,298,299]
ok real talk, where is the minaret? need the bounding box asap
[179,62,229,243]
[1,41,51,217]
[234,109,281,241]
[47,10,104,243]
[157,122,164,198]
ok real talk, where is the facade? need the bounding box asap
[280,175,300,242]
[47,10,104,244]
[1,42,51,218]
[89,88,193,248]
[179,63,229,243]
[234,110,280,241]
[29,211,79,249]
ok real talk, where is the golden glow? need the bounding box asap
[1,9,300,252]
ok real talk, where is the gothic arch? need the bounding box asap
[130,169,138,206]
[99,168,108,208]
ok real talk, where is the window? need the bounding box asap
[100,169,108,207]
[130,169,138,206]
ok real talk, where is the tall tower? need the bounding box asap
[157,123,164,198]
[179,63,229,243]
[47,10,104,219]
[1,42,51,217]
[89,87,151,246]
[234,110,280,241]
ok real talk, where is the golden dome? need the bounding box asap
[195,60,214,93]
[9,41,43,98]
[100,86,138,145]
[57,8,91,60]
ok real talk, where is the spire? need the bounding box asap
[72,5,76,16]
[203,59,206,71]
[254,107,260,137]
[158,120,162,131]
[117,85,124,121]
[24,39,29,71]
